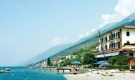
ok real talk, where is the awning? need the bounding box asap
[95,52,119,58]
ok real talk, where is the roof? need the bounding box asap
[123,26,135,29]
[96,26,135,37]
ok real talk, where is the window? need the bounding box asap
[129,51,134,57]
[118,42,120,49]
[116,32,120,38]
[126,31,130,36]
[112,34,114,39]
[127,40,130,44]
[114,33,115,39]
[105,37,107,42]
[112,43,115,49]
[116,42,120,49]
[111,43,113,49]
[123,51,127,56]
[101,38,103,43]
[105,45,107,51]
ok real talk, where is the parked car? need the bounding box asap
[93,61,108,67]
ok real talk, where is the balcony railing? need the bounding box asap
[123,43,135,47]
[109,37,120,41]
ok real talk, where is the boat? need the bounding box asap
[6,67,11,71]
[30,66,34,69]
[0,70,9,73]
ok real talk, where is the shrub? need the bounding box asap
[108,55,128,65]
[107,65,135,70]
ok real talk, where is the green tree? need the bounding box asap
[61,58,72,66]
[83,50,95,65]
[65,58,71,65]
[74,55,81,61]
[72,52,77,55]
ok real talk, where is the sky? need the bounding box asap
[0,0,135,66]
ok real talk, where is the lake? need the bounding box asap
[0,67,67,80]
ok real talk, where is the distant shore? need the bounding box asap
[64,70,135,80]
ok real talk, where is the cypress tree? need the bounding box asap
[47,57,51,66]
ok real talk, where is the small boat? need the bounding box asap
[0,70,9,73]
[6,67,11,71]
[30,67,34,69]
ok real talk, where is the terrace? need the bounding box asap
[123,43,135,51]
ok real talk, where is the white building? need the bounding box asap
[96,26,135,64]
[65,55,76,59]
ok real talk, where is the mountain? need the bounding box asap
[25,43,73,64]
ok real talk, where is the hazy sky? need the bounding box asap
[0,0,135,66]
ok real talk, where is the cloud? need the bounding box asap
[50,37,70,46]
[100,0,135,27]
[78,28,96,39]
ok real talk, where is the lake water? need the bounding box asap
[0,67,67,80]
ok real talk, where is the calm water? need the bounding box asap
[0,67,67,80]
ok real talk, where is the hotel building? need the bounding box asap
[96,26,135,65]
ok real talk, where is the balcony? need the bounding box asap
[109,37,120,42]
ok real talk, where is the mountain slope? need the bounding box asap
[100,13,135,35]
[49,22,117,59]
[25,43,73,64]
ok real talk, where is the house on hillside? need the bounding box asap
[96,26,135,65]
[65,55,77,59]
[51,59,64,65]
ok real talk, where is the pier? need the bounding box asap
[43,66,55,71]
[43,66,75,74]
[56,68,71,74]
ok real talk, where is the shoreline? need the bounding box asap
[64,70,135,80]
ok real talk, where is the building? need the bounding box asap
[65,55,77,59]
[51,59,64,65]
[96,26,135,65]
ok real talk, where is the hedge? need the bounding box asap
[107,65,135,70]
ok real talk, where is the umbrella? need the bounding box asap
[72,61,82,65]
[96,61,108,67]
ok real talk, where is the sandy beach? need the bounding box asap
[64,70,135,80]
